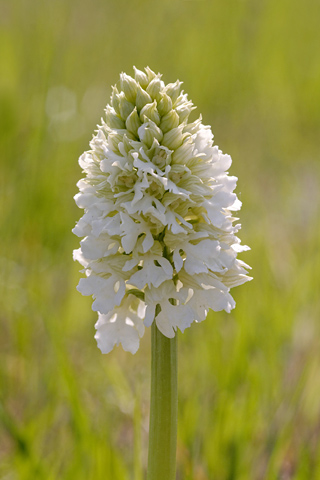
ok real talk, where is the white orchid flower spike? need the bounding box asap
[73,67,252,354]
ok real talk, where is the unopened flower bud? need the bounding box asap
[118,92,135,120]
[175,103,194,123]
[171,140,194,164]
[164,80,183,104]
[145,66,157,83]
[138,121,163,148]
[162,125,185,150]
[136,84,152,112]
[146,76,162,102]
[125,107,142,136]
[105,106,125,129]
[111,86,120,114]
[133,66,149,88]
[120,73,138,103]
[160,110,180,133]
[157,94,173,116]
[108,132,124,152]
[140,101,160,126]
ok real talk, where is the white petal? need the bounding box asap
[95,315,141,354]
[173,249,183,272]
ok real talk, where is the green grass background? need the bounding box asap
[1,0,320,478]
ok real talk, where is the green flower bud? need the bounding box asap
[176,107,191,123]
[140,100,160,126]
[157,94,173,116]
[160,110,180,133]
[125,107,142,136]
[175,98,195,123]
[171,140,193,164]
[108,132,124,152]
[146,76,162,102]
[120,73,138,103]
[105,105,125,129]
[133,66,149,89]
[162,125,185,150]
[118,92,135,120]
[138,121,163,149]
[136,85,152,112]
[111,86,120,114]
[164,80,182,104]
[145,66,157,83]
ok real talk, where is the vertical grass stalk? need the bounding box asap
[147,323,178,480]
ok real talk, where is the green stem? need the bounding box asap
[147,323,178,480]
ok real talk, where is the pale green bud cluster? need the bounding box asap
[106,67,194,151]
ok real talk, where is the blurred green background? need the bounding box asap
[1,0,320,478]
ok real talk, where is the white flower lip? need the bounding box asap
[73,67,252,354]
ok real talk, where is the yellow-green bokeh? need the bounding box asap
[1,0,320,478]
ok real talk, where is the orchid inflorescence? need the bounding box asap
[73,67,251,354]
